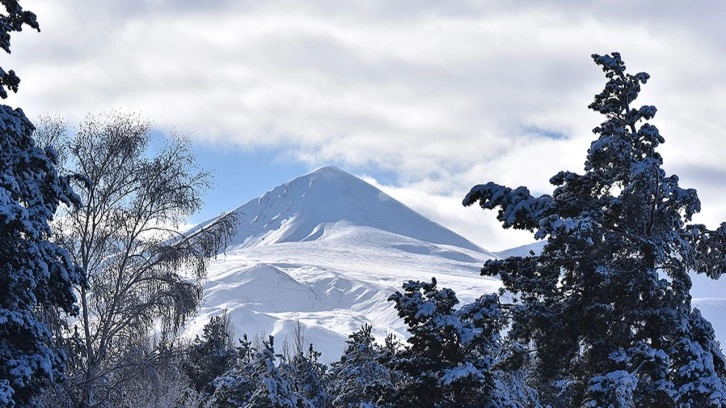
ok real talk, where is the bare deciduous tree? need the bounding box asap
[35,112,236,407]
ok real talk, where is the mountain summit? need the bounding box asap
[222,165,483,252]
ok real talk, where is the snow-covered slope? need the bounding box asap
[186,166,500,360]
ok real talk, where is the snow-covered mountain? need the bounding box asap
[185,165,726,361]
[185,166,500,360]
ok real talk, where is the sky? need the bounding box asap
[6,1,726,251]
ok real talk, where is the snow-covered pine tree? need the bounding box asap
[210,335,314,408]
[387,279,513,407]
[286,343,330,407]
[0,0,38,99]
[0,2,85,406]
[328,324,396,407]
[244,336,311,408]
[209,335,257,408]
[182,313,236,397]
[464,52,726,407]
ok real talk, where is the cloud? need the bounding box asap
[362,175,539,252]
[7,0,726,248]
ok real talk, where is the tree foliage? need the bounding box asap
[328,324,396,408]
[183,313,236,397]
[0,102,84,408]
[0,2,85,406]
[464,52,726,407]
[387,278,535,407]
[287,343,330,407]
[197,282,538,408]
[210,335,319,408]
[0,0,38,99]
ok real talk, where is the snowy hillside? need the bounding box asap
[185,166,501,360]
[186,165,726,361]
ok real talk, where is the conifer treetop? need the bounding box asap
[0,0,40,98]
[464,52,725,279]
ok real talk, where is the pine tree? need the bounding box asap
[244,336,310,408]
[287,343,330,407]
[0,0,38,99]
[464,52,726,407]
[328,324,395,408]
[0,2,84,406]
[183,313,236,397]
[387,278,514,407]
[209,335,257,408]
[210,335,314,408]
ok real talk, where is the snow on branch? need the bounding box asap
[463,182,554,232]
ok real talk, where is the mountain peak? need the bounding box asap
[220,165,485,252]
[309,164,347,174]
[295,165,363,192]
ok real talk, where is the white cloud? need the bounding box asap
[6,0,726,249]
[362,176,538,252]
